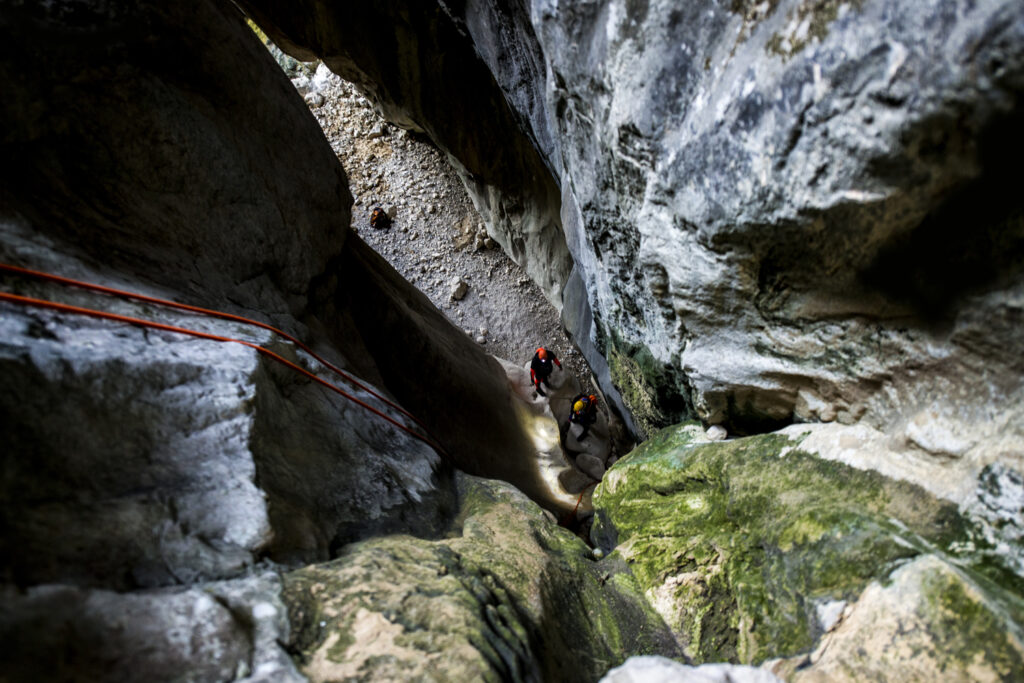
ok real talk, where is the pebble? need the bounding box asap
[450,278,469,301]
[706,425,727,441]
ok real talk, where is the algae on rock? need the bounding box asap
[591,423,1024,670]
[282,474,682,682]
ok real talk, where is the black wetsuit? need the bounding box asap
[530,349,561,396]
[568,393,597,440]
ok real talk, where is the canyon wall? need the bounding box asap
[0,1,581,677]
[2,0,1022,678]
[242,0,1024,505]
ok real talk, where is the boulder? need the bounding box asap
[592,422,1024,674]
[281,474,682,682]
[0,573,302,683]
[601,656,781,683]
[775,555,1024,681]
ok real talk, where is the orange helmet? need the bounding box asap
[588,394,598,404]
[536,347,547,360]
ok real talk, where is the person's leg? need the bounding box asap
[578,422,590,441]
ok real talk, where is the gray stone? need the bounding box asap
[576,454,606,481]
[0,573,303,683]
[601,656,781,683]
[282,475,682,682]
[450,277,469,300]
[705,425,728,441]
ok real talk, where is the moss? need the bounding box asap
[604,330,694,438]
[282,475,683,682]
[922,570,1024,678]
[593,424,1020,665]
[766,0,864,60]
[607,343,666,438]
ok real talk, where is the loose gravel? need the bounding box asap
[297,67,593,384]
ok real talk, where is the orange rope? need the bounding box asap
[0,262,431,435]
[560,480,599,527]
[0,290,448,457]
[572,481,599,517]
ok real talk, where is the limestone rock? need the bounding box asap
[776,556,1024,681]
[281,475,682,682]
[705,425,727,441]
[446,0,1024,453]
[450,276,469,300]
[601,656,781,683]
[778,422,1024,577]
[0,573,303,682]
[592,422,1024,670]
[576,454,606,481]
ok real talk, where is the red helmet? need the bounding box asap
[588,394,598,404]
[537,347,547,360]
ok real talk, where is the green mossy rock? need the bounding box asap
[784,555,1024,681]
[592,423,1024,669]
[282,475,682,682]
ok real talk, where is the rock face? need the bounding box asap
[591,422,1024,676]
[240,2,1024,481]
[282,474,682,682]
[0,0,585,677]
[235,0,573,310]
[4,0,1024,679]
[529,0,1024,443]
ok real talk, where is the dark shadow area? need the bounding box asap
[860,105,1024,324]
[310,235,577,519]
[723,391,796,437]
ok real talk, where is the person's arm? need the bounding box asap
[553,353,562,369]
[530,368,537,386]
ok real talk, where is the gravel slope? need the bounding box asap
[298,67,593,385]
